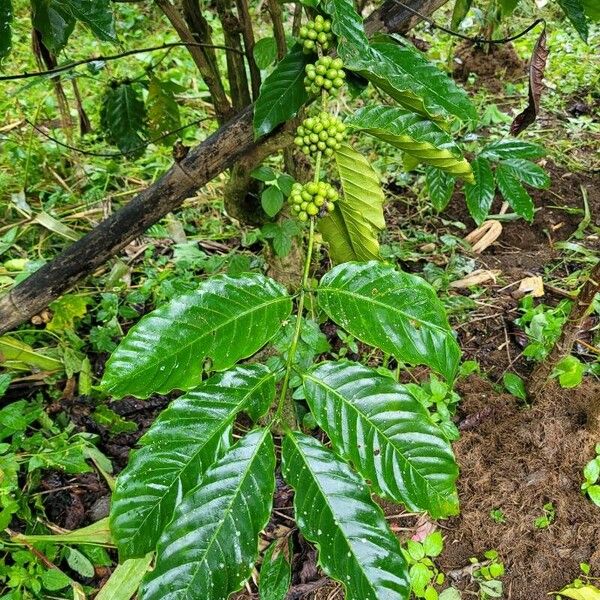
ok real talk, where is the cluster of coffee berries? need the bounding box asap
[304,56,345,96]
[298,15,334,53]
[294,112,346,158]
[289,181,338,221]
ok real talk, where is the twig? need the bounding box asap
[0,42,244,82]
[390,0,544,45]
[26,117,210,157]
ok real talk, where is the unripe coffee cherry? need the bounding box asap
[294,112,346,159]
[289,181,339,220]
[298,16,335,53]
[304,56,346,96]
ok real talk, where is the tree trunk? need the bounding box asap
[0,0,450,335]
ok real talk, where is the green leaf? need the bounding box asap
[47,294,89,332]
[100,273,291,398]
[345,105,473,181]
[495,163,535,221]
[499,0,519,15]
[303,361,459,517]
[147,76,181,145]
[426,167,456,211]
[502,372,527,400]
[587,486,600,507]
[355,37,477,123]
[110,364,275,559]
[100,83,147,156]
[63,0,115,41]
[423,531,444,557]
[317,261,461,382]
[31,0,75,54]
[465,156,495,225]
[0,0,12,61]
[480,139,546,161]
[259,542,291,600]
[262,186,284,217]
[583,459,599,485]
[320,0,370,64]
[281,431,411,600]
[552,355,585,388]
[499,159,550,189]
[318,143,384,263]
[0,336,63,372]
[557,0,589,41]
[253,37,278,69]
[66,548,95,578]
[451,0,472,29]
[95,554,153,600]
[253,46,310,138]
[141,429,276,600]
[31,0,115,52]
[42,569,71,591]
[582,0,600,20]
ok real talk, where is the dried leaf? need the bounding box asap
[512,275,544,299]
[464,220,503,254]
[450,269,501,288]
[510,27,549,135]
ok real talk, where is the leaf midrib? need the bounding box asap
[286,434,382,597]
[183,430,270,596]
[119,374,273,550]
[317,285,450,335]
[106,293,289,390]
[303,371,453,507]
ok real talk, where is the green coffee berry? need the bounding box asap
[298,16,335,53]
[304,57,345,96]
[294,112,347,159]
[289,181,339,220]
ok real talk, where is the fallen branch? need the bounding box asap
[0,0,449,336]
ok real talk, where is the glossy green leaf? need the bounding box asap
[346,105,473,181]
[63,0,116,41]
[499,158,550,189]
[557,0,589,41]
[100,83,147,156]
[141,429,276,600]
[317,261,460,382]
[101,273,291,398]
[253,46,310,138]
[356,37,477,123]
[110,364,275,559]
[451,0,472,29]
[320,0,370,64]
[31,0,75,54]
[502,372,527,400]
[480,139,546,161]
[303,361,460,517]
[147,76,181,145]
[0,0,12,61]
[495,163,535,222]
[259,542,291,600]
[95,553,153,600]
[319,143,384,263]
[253,37,278,69]
[281,431,411,600]
[465,156,495,225]
[426,166,456,212]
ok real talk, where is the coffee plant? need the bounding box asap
[96,0,488,597]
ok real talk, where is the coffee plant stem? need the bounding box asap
[274,217,316,425]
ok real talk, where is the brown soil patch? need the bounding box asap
[453,41,526,93]
[439,376,600,598]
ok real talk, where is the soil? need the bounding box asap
[453,41,526,93]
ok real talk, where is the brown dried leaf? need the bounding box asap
[510,26,549,135]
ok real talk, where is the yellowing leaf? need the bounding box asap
[558,585,600,600]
